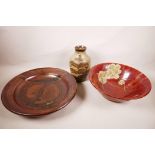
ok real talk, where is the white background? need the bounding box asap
[1,0,155,155]
[0,26,155,128]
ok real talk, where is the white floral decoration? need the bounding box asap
[98,71,107,84]
[98,63,124,85]
[118,79,125,85]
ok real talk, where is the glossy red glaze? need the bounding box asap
[1,68,77,116]
[89,63,151,102]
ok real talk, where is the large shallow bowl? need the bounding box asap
[1,67,77,116]
[89,63,151,102]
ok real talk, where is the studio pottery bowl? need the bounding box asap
[89,63,151,102]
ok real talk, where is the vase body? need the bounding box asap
[69,45,91,82]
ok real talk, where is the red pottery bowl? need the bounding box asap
[88,63,152,102]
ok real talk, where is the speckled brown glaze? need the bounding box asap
[89,63,152,102]
[1,68,77,116]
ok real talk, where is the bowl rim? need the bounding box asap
[88,62,152,101]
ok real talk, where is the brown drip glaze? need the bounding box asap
[69,45,90,82]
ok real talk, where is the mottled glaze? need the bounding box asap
[89,63,151,102]
[1,68,77,116]
[69,45,90,82]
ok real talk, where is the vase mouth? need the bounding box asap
[75,45,86,52]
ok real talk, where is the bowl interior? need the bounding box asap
[89,63,151,101]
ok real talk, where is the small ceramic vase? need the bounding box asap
[69,45,91,82]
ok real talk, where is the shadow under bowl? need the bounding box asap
[88,63,152,103]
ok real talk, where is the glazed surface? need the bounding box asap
[89,63,151,102]
[1,68,77,116]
